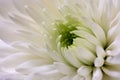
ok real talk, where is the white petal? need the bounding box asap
[0,0,17,18]
[13,0,34,14]
[106,40,120,56]
[77,66,92,76]
[46,46,65,62]
[102,67,120,78]
[16,59,51,74]
[103,74,120,80]
[92,68,103,80]
[40,0,62,18]
[25,5,45,25]
[72,74,85,80]
[82,18,106,47]
[28,45,53,60]
[24,4,57,33]
[110,11,120,28]
[74,38,96,53]
[76,47,96,65]
[108,21,120,43]
[0,72,25,80]
[54,62,76,75]
[27,69,63,80]
[96,46,106,58]
[106,53,120,65]
[0,40,18,59]
[0,52,37,68]
[94,57,104,67]
[74,30,100,46]
[24,3,54,26]
[32,65,56,73]
[0,21,24,44]
[60,76,72,80]
[8,12,40,31]
[62,47,82,68]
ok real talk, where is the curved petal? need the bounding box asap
[0,72,25,80]
[0,52,37,69]
[75,46,96,65]
[103,73,120,80]
[61,47,82,68]
[0,0,17,18]
[16,59,52,74]
[82,18,106,47]
[77,66,92,76]
[106,53,120,65]
[25,67,64,80]
[102,67,120,78]
[0,21,23,44]
[92,68,103,80]
[54,62,76,75]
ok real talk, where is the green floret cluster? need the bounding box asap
[55,15,80,48]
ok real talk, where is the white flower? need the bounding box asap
[0,0,120,80]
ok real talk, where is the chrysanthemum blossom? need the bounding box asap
[0,0,120,80]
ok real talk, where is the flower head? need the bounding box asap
[0,0,120,80]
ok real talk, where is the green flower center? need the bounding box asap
[60,31,78,48]
[55,15,80,48]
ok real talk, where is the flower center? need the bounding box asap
[60,31,78,48]
[55,15,80,48]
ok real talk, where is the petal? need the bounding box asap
[103,74,120,80]
[72,74,85,80]
[77,66,92,76]
[28,45,53,60]
[0,0,17,18]
[61,47,82,68]
[108,21,120,43]
[74,38,96,53]
[0,40,18,58]
[13,0,34,14]
[16,59,51,74]
[102,67,120,78]
[92,68,103,80]
[26,69,64,80]
[82,18,106,47]
[94,57,104,67]
[0,72,25,80]
[54,62,76,75]
[8,12,40,31]
[46,46,65,62]
[40,0,62,18]
[75,46,96,65]
[110,12,120,28]
[96,46,106,58]
[0,52,37,68]
[74,30,100,46]
[106,53,120,65]
[0,21,23,44]
[24,3,51,26]
[60,76,71,80]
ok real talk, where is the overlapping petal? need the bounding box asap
[0,0,120,80]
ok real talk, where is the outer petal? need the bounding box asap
[92,68,103,80]
[0,0,17,18]
[0,21,23,43]
[54,62,76,75]
[0,72,25,80]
